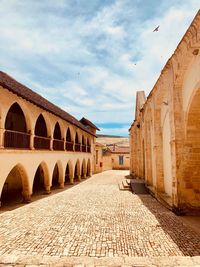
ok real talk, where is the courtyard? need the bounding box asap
[0,170,199,266]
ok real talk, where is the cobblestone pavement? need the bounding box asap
[0,170,199,266]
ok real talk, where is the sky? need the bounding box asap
[0,1,199,136]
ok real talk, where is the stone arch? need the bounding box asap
[0,163,30,206]
[180,86,200,210]
[4,102,30,149]
[81,159,87,178]
[32,162,50,195]
[87,158,91,177]
[34,114,50,150]
[162,111,173,197]
[53,122,64,150]
[65,160,73,183]
[74,159,81,182]
[75,132,81,152]
[51,161,64,189]
[66,127,74,151]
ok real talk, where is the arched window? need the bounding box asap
[53,122,61,140]
[34,114,50,150]
[35,114,47,137]
[4,103,30,148]
[66,128,73,151]
[53,122,64,150]
[75,132,81,151]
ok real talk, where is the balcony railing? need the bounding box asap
[4,130,30,149]
[66,141,74,151]
[34,136,51,150]
[53,139,65,151]
[75,143,81,152]
[87,145,91,153]
[82,144,87,152]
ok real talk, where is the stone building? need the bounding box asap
[129,11,200,214]
[94,143,130,173]
[0,71,97,207]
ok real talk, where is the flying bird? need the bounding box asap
[153,26,159,32]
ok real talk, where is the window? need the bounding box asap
[119,155,124,165]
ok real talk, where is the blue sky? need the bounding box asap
[0,0,199,136]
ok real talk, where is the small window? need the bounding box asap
[119,155,124,165]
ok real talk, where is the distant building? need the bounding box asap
[129,11,200,214]
[94,143,130,173]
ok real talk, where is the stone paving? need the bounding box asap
[0,170,199,266]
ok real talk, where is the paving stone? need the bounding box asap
[0,171,199,266]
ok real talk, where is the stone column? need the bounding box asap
[30,130,34,150]
[78,175,81,182]
[0,128,4,149]
[59,182,65,189]
[44,185,51,194]
[70,177,74,185]
[22,191,31,203]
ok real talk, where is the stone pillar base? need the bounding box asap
[59,182,65,189]
[44,185,51,194]
[83,174,87,179]
[22,193,31,203]
[78,176,82,182]
[70,178,74,185]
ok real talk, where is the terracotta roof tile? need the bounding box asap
[0,71,96,136]
[109,145,130,153]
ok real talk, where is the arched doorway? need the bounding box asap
[87,159,91,177]
[33,163,49,195]
[82,159,87,178]
[53,122,64,150]
[74,160,80,182]
[34,114,50,149]
[75,132,81,151]
[65,161,73,184]
[66,128,73,151]
[82,136,86,152]
[181,87,200,210]
[51,163,60,189]
[0,164,29,206]
[4,103,30,148]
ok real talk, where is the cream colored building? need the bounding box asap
[0,71,97,207]
[129,11,200,214]
[94,143,130,173]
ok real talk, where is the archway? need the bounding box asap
[74,160,81,182]
[4,102,30,148]
[82,136,86,152]
[181,87,200,210]
[87,159,91,177]
[34,114,50,149]
[0,164,29,206]
[33,163,49,195]
[65,161,73,184]
[75,132,81,151]
[51,163,60,189]
[66,128,73,151]
[53,122,64,150]
[82,159,87,178]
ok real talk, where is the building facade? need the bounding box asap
[0,71,97,207]
[129,11,200,214]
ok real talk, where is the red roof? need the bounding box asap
[0,71,96,136]
[109,145,130,153]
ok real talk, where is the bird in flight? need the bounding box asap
[153,26,159,32]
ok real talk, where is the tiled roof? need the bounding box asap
[0,71,96,136]
[95,142,104,147]
[109,145,130,153]
[80,117,100,130]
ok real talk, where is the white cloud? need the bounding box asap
[0,1,199,135]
